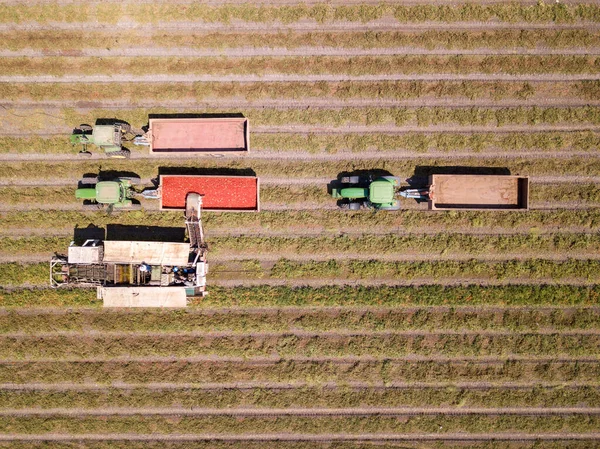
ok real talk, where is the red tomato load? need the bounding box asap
[160,175,259,211]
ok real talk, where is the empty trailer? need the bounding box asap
[427,175,529,210]
[146,117,249,154]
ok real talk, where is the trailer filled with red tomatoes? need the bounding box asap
[146,175,260,212]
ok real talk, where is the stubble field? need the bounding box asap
[1,1,600,448]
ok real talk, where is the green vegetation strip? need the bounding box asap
[1,307,598,334]
[0,80,576,103]
[3,209,600,235]
[57,106,600,129]
[5,156,600,182]
[1,284,599,308]
[12,258,600,287]
[3,55,598,76]
[4,29,600,51]
[0,414,598,435]
[1,3,598,24]
[1,332,598,359]
[1,385,598,409]
[6,232,600,259]
[0,359,597,384]
[3,131,599,155]
[263,258,600,282]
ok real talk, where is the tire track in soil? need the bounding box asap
[0,406,598,416]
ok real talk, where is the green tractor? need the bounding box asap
[76,176,142,211]
[331,174,401,210]
[70,123,136,158]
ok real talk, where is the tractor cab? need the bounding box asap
[331,175,401,211]
[76,178,139,210]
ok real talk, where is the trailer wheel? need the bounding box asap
[80,176,99,185]
[108,149,131,159]
[118,177,141,185]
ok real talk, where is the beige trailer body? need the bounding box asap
[148,117,249,154]
[428,175,529,210]
[99,287,187,308]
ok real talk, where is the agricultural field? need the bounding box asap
[1,0,600,448]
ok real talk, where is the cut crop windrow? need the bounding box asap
[6,233,600,260]
[1,3,599,25]
[0,307,598,334]
[5,105,600,135]
[5,156,600,183]
[2,131,599,156]
[2,55,599,77]
[2,284,600,308]
[3,209,600,237]
[1,80,589,104]
[0,413,598,435]
[0,332,598,360]
[0,359,597,384]
[1,384,599,410]
[4,29,600,52]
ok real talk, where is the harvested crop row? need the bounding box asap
[4,29,600,52]
[0,414,598,435]
[2,80,591,104]
[11,258,600,287]
[1,3,597,25]
[1,307,598,334]
[3,131,599,156]
[1,359,598,384]
[4,155,600,182]
[2,284,599,308]
[7,232,600,260]
[1,384,598,410]
[5,106,600,136]
[3,209,600,237]
[3,55,599,77]
[1,332,598,359]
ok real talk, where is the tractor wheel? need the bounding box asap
[348,201,362,211]
[108,149,131,159]
[78,124,93,131]
[82,203,103,211]
[81,176,98,185]
[77,151,92,158]
[118,176,141,185]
